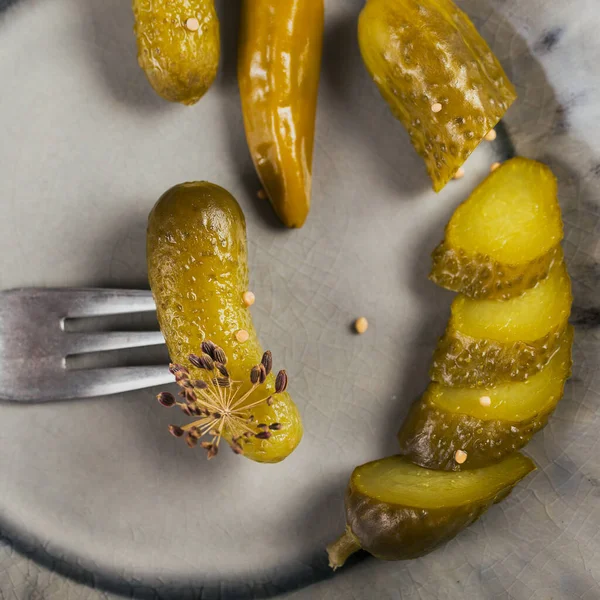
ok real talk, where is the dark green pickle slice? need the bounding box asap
[399,327,573,470]
[326,454,535,568]
[431,259,572,387]
[358,0,517,191]
[430,159,564,299]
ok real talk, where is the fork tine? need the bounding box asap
[64,289,156,318]
[66,366,174,398]
[65,331,166,355]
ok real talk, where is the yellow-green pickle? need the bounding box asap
[399,327,573,470]
[133,0,220,105]
[431,258,572,387]
[358,0,517,191]
[238,0,324,228]
[327,454,535,568]
[430,159,564,300]
[147,182,302,462]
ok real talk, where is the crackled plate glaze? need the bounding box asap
[0,0,598,599]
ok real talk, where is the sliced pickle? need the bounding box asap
[326,454,535,567]
[430,159,564,299]
[431,259,572,387]
[399,327,573,470]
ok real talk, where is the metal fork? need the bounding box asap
[0,288,173,402]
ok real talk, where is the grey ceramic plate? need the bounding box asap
[0,0,599,599]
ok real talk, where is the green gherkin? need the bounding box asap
[430,159,564,299]
[327,454,535,568]
[147,182,302,463]
[358,0,517,191]
[399,327,573,471]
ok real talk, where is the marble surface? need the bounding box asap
[0,0,598,599]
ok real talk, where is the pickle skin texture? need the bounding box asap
[343,455,535,561]
[358,0,517,192]
[398,395,551,471]
[430,243,561,301]
[430,324,567,388]
[238,0,324,228]
[403,326,573,470]
[133,0,220,105]
[147,182,302,463]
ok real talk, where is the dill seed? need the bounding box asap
[213,346,227,365]
[168,425,185,438]
[275,370,288,394]
[250,365,261,384]
[189,353,214,371]
[186,434,198,448]
[255,431,272,440]
[261,351,273,375]
[169,363,188,375]
[259,363,267,384]
[193,380,208,390]
[157,392,176,407]
[269,423,282,431]
[201,340,217,358]
[266,396,274,406]
[215,362,229,377]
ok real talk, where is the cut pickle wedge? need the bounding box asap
[430,158,564,299]
[431,258,572,387]
[326,454,535,567]
[399,327,573,470]
[358,0,517,192]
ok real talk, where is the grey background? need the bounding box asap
[0,0,598,599]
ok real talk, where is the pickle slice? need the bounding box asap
[399,327,573,470]
[430,159,564,299]
[358,0,517,192]
[327,454,535,567]
[431,259,572,387]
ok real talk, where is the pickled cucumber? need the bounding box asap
[147,182,302,463]
[133,0,220,105]
[430,159,564,299]
[399,327,573,470]
[358,0,517,191]
[327,454,535,567]
[238,0,324,228]
[431,258,572,387]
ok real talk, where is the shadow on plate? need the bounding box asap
[84,0,174,113]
